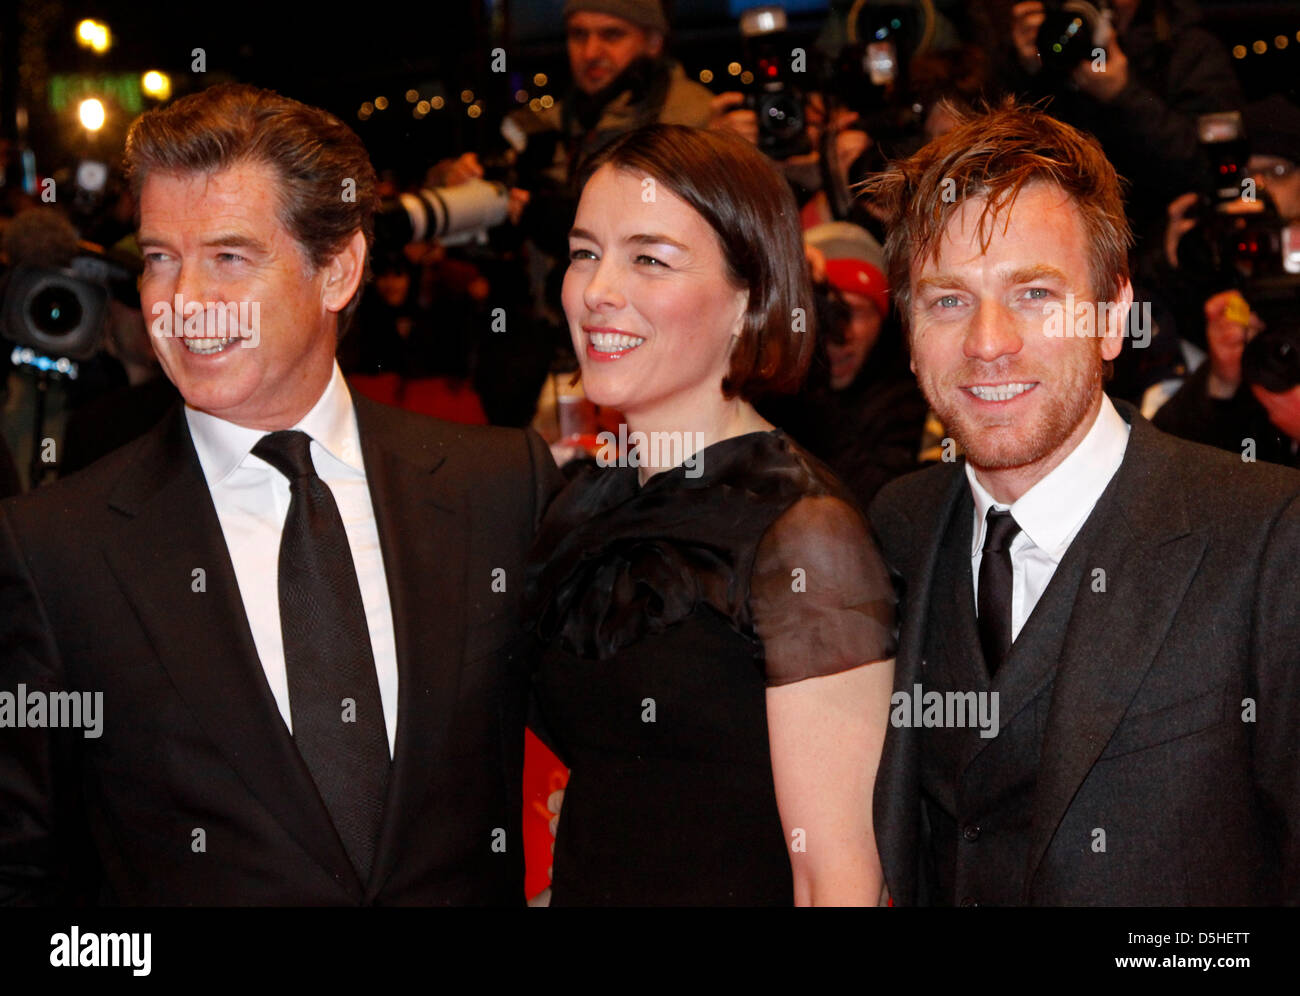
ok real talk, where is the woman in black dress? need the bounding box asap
[527,125,897,905]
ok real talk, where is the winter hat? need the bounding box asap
[805,221,890,318]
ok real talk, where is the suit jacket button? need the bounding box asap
[962,824,981,842]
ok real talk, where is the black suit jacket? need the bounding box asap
[0,395,561,905]
[868,400,1300,905]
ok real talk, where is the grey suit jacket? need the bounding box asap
[868,400,1300,905]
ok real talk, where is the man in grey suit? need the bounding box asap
[865,102,1300,905]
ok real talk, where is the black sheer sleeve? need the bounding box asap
[750,494,897,686]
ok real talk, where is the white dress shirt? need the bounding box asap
[186,363,399,755]
[967,394,1130,642]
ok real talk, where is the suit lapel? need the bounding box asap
[100,406,363,895]
[351,398,467,899]
[875,461,969,905]
[1023,410,1207,895]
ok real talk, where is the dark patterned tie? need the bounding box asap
[978,508,1022,677]
[253,430,389,879]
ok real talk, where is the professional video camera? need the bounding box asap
[2,248,139,372]
[1,223,140,485]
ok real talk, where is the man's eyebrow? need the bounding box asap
[914,265,1072,295]
[568,227,690,252]
[1003,264,1070,285]
[201,234,267,251]
[136,233,269,252]
[914,274,973,295]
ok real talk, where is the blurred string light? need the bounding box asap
[76,19,110,54]
[514,89,529,103]
[431,96,444,109]
[533,73,548,87]
[468,103,483,118]
[740,70,754,84]
[78,98,106,131]
[375,96,389,110]
[406,89,419,103]
[141,71,171,100]
[727,61,742,76]
[461,89,474,103]
[1232,32,1299,58]
[540,95,554,109]
[699,69,713,83]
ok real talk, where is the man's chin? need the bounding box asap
[947,419,1051,472]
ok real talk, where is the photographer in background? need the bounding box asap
[506,0,714,259]
[1147,94,1300,469]
[979,0,1243,234]
[1152,290,1299,467]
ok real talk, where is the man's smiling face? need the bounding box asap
[137,160,348,430]
[907,182,1129,491]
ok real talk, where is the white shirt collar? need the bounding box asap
[186,363,362,487]
[967,394,1130,561]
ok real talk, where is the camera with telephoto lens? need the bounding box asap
[373,178,512,252]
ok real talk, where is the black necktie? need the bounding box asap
[253,430,389,879]
[977,508,1022,677]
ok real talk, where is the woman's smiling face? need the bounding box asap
[562,164,748,420]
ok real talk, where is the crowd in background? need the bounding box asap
[2,0,1298,504]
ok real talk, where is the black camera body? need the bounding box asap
[1035,0,1110,78]
[2,253,135,365]
[1187,111,1300,392]
[740,5,809,161]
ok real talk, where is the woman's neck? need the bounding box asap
[625,398,773,486]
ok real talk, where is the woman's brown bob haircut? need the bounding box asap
[861,98,1133,330]
[123,83,378,335]
[577,124,814,400]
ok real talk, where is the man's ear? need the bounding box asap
[1102,277,1134,362]
[321,230,367,314]
[645,31,664,58]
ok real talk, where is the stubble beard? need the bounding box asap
[925,354,1104,472]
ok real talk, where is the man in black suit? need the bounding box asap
[865,102,1300,905]
[0,84,560,904]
